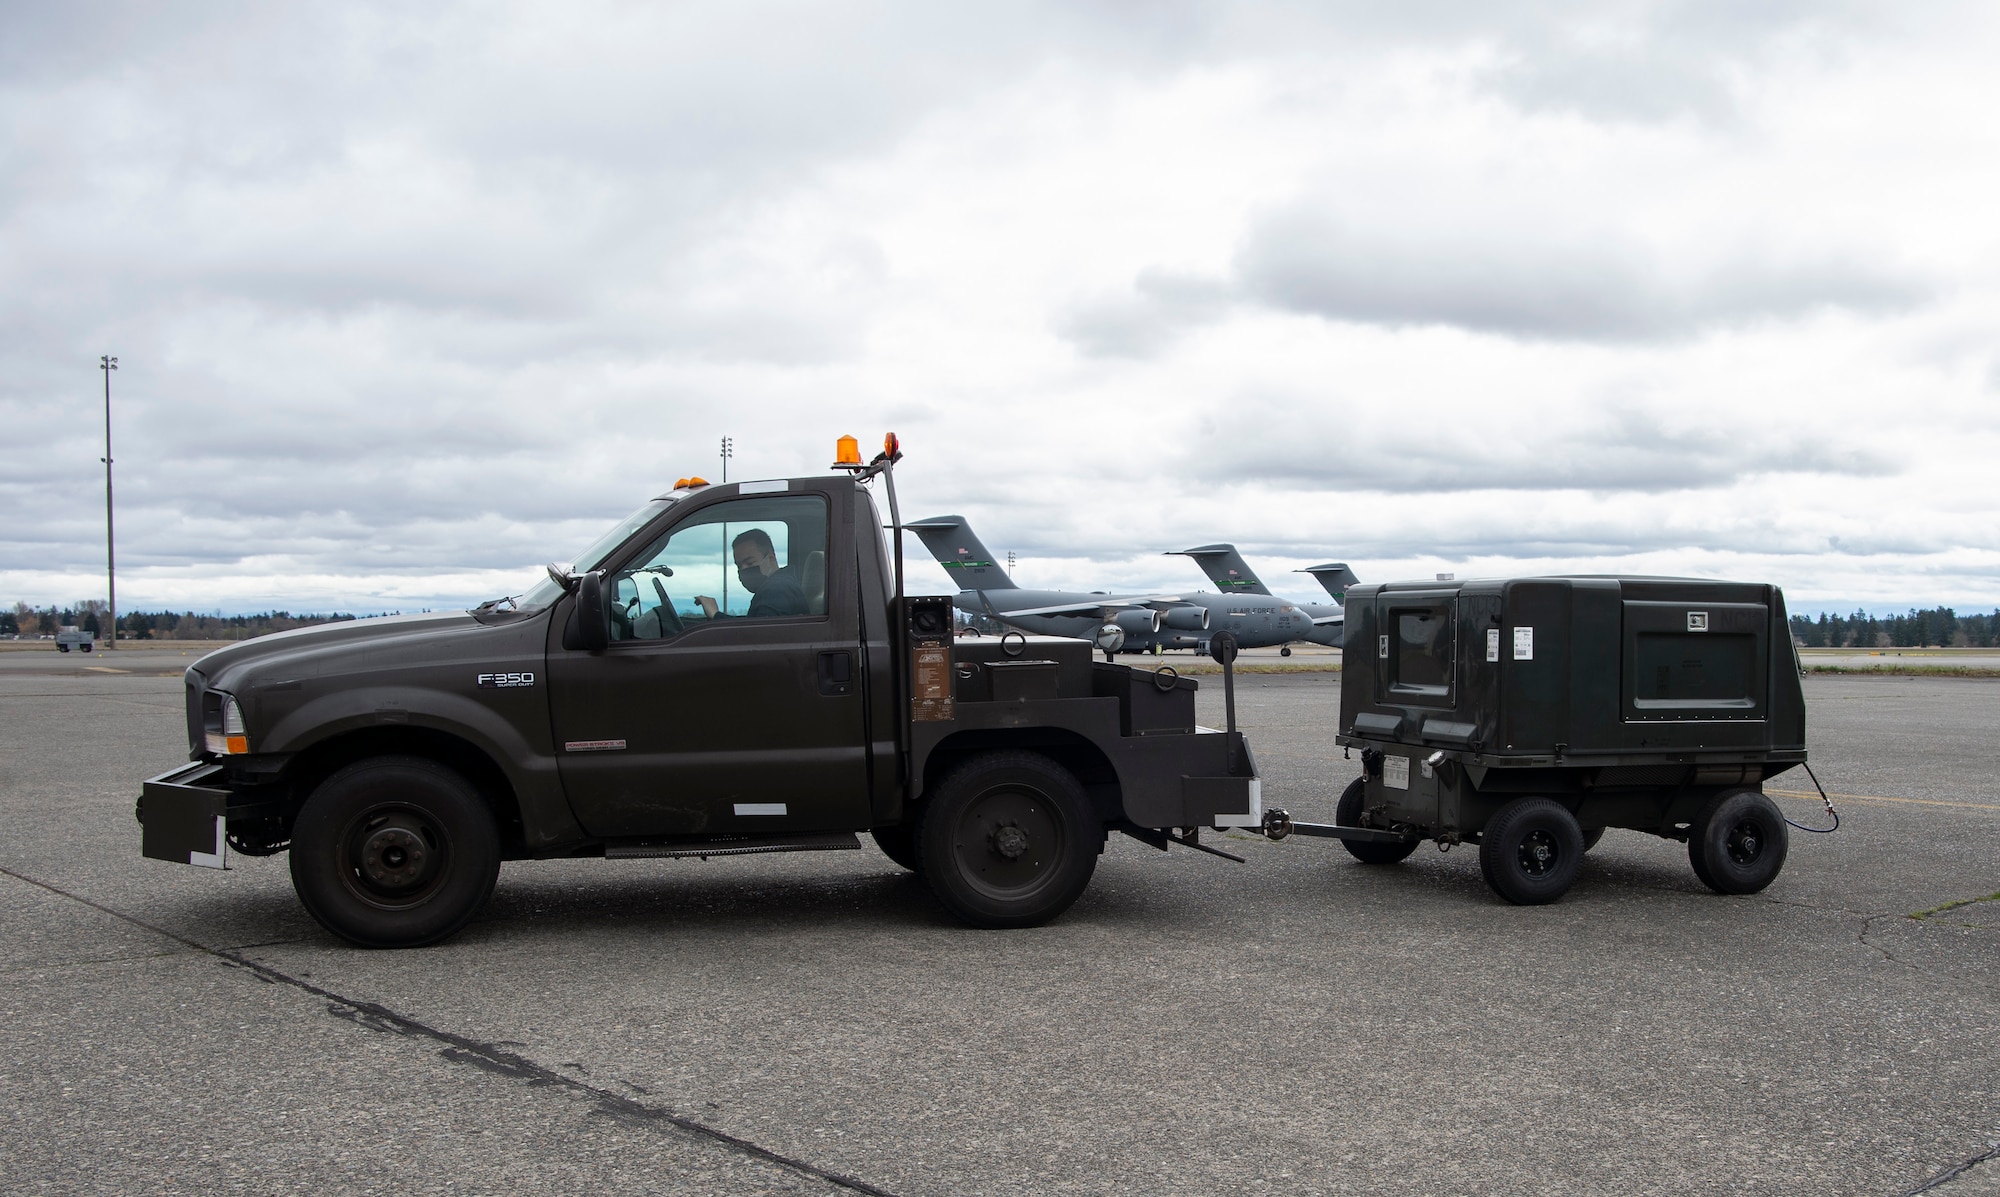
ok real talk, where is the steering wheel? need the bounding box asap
[650,576,685,634]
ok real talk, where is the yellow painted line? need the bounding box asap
[1768,787,2000,813]
[82,665,131,674]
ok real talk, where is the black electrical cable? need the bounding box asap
[1784,761,1840,833]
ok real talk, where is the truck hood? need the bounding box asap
[188,611,482,691]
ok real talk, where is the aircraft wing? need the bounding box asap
[988,594,1186,618]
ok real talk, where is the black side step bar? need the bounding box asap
[605,832,862,860]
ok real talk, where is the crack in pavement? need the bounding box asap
[1902,1139,2000,1195]
[0,862,902,1197]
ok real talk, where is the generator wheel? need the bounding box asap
[1580,827,1605,852]
[1479,797,1584,905]
[1689,789,1788,895]
[289,756,501,948]
[870,825,922,873]
[1335,777,1419,864]
[917,751,1099,929]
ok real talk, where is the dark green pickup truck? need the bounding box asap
[139,444,1261,946]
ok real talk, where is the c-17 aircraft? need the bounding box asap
[1168,546,1359,654]
[909,517,1348,658]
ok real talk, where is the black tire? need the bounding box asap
[1479,797,1585,905]
[870,825,922,873]
[80,643,92,653]
[1334,777,1419,864]
[1688,789,1789,895]
[917,751,1100,929]
[58,644,69,653]
[289,756,501,948]
[1280,646,1292,657]
[1580,827,1605,852]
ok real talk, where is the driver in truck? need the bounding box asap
[697,527,808,619]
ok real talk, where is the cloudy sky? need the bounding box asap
[4,2,1996,616]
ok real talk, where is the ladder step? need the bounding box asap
[605,832,862,860]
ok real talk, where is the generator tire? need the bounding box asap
[917,751,1099,929]
[1335,777,1419,864]
[870,825,922,873]
[1480,797,1584,905]
[1580,827,1606,852]
[289,756,500,948]
[1689,789,1788,895]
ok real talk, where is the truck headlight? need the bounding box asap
[203,692,249,755]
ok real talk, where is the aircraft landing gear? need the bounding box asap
[1280,646,1292,657]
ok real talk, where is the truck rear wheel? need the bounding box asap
[1688,789,1788,895]
[917,751,1099,929]
[1335,777,1419,864]
[1479,797,1584,905]
[289,756,500,948]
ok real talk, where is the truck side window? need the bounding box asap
[611,496,829,640]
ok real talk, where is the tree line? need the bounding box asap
[3,601,362,641]
[1790,607,2000,649]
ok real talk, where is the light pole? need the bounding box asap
[720,435,733,483]
[1007,551,1015,577]
[99,355,117,650]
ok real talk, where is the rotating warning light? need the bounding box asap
[835,435,861,465]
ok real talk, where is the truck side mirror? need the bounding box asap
[576,570,610,652]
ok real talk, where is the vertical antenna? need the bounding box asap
[99,355,118,651]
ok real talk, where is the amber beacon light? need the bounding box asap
[835,434,861,465]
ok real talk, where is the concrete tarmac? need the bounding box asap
[2,670,1997,1195]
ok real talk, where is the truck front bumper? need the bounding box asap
[137,761,231,869]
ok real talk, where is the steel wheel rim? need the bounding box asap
[1516,828,1560,878]
[339,803,452,909]
[952,783,1064,901]
[1723,817,1767,867]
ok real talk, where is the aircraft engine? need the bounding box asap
[1095,624,1127,653]
[1111,609,1163,634]
[1161,606,1209,631]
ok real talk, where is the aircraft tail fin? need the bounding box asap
[1168,544,1271,595]
[1298,563,1360,601]
[907,515,1017,590]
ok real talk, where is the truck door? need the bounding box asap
[545,486,870,838]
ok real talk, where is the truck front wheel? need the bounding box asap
[917,751,1099,929]
[289,756,500,948]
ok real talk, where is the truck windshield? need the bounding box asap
[510,497,679,610]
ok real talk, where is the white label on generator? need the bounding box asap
[734,803,787,816]
[1378,634,1390,659]
[1514,627,1534,660]
[1384,756,1410,790]
[1487,628,1500,662]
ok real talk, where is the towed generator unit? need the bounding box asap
[1262,576,1816,904]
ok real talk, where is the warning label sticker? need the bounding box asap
[1513,627,1534,661]
[1486,628,1500,662]
[1384,755,1410,790]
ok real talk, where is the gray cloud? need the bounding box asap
[1182,399,1899,495]
[1234,210,1929,343]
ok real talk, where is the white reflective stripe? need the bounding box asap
[737,480,788,495]
[189,815,227,869]
[1211,779,1262,828]
[734,803,787,816]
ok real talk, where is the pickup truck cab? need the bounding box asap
[140,445,1260,946]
